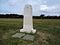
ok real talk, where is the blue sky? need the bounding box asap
[0,0,60,16]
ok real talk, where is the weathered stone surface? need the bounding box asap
[20,4,36,33]
[12,33,25,38]
[23,35,34,41]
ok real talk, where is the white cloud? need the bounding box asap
[27,0,47,5]
[27,0,39,5]
[8,0,19,5]
[40,5,56,12]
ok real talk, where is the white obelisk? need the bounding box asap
[20,4,36,33]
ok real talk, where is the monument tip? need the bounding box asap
[25,4,32,7]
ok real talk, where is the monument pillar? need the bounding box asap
[20,4,36,33]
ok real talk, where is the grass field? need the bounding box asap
[0,18,60,45]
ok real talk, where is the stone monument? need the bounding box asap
[20,4,36,33]
[12,4,36,41]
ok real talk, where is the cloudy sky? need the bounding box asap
[0,0,60,16]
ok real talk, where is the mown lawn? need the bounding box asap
[0,18,60,45]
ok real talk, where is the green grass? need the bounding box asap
[0,18,60,45]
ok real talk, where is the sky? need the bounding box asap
[0,0,60,16]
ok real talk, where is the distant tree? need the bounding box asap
[40,14,45,17]
[40,14,45,19]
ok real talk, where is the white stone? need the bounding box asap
[20,4,36,33]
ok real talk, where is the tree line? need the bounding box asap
[0,14,23,18]
[0,14,60,19]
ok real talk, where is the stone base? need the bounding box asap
[12,33,25,38]
[20,29,36,34]
[12,33,34,41]
[23,35,34,41]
